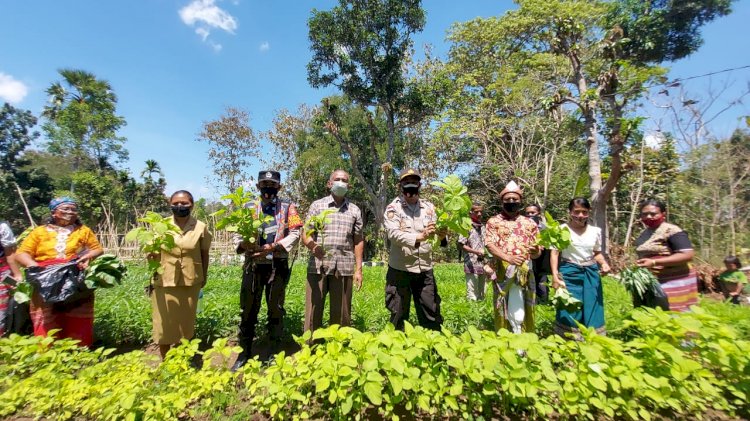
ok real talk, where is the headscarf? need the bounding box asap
[49,197,77,211]
[499,181,523,199]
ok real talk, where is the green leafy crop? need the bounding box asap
[618,266,659,300]
[83,254,127,289]
[551,286,582,312]
[536,211,572,250]
[305,208,337,255]
[124,211,181,276]
[212,186,274,243]
[429,174,473,248]
[1,277,33,304]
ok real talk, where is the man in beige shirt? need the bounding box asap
[383,169,445,331]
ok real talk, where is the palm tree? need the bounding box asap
[140,159,163,181]
[41,69,127,190]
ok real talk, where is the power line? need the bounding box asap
[658,64,750,87]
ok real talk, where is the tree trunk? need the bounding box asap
[624,141,645,248]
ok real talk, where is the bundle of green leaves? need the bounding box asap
[429,174,473,248]
[212,186,273,243]
[551,286,582,312]
[83,254,127,289]
[124,211,181,275]
[618,266,659,299]
[536,211,571,250]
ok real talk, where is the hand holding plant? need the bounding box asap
[125,211,181,276]
[618,266,660,300]
[550,286,582,311]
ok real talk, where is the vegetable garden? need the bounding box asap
[2,262,750,420]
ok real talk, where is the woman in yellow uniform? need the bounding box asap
[151,190,212,359]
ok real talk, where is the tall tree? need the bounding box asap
[197,106,259,194]
[140,159,163,181]
[445,0,734,249]
[0,103,54,230]
[307,0,428,231]
[42,69,128,185]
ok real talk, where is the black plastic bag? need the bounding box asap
[26,261,91,305]
[633,282,670,311]
[3,294,32,336]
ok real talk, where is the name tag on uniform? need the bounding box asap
[263,225,278,235]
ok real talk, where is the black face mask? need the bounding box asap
[260,186,279,199]
[171,205,191,217]
[502,202,523,214]
[529,215,542,224]
[401,183,419,197]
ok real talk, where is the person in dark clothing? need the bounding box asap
[232,171,302,370]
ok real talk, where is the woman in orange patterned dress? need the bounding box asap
[14,197,103,346]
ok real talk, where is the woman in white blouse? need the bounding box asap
[551,198,611,337]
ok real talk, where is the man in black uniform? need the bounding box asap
[232,171,303,370]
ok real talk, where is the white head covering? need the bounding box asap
[500,180,523,199]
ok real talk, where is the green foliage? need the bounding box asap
[124,212,181,276]
[84,254,127,289]
[3,307,749,420]
[1,276,32,304]
[305,208,336,237]
[608,0,735,63]
[0,334,240,421]
[618,266,659,300]
[212,186,273,243]
[429,174,472,248]
[536,211,572,250]
[305,208,337,254]
[551,286,582,312]
[0,103,54,232]
[41,69,127,173]
[307,0,426,107]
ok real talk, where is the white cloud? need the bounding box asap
[179,0,237,33]
[259,42,270,52]
[0,73,28,104]
[179,0,237,50]
[195,27,210,41]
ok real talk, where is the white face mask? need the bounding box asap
[331,180,349,197]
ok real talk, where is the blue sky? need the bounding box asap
[1,0,748,200]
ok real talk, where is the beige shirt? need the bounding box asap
[156,217,212,287]
[383,196,438,273]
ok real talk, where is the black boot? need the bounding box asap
[231,341,252,372]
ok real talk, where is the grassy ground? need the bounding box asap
[93,262,750,348]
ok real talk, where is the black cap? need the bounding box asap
[258,170,281,184]
[398,168,421,181]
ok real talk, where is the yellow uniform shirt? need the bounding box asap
[155,217,212,287]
